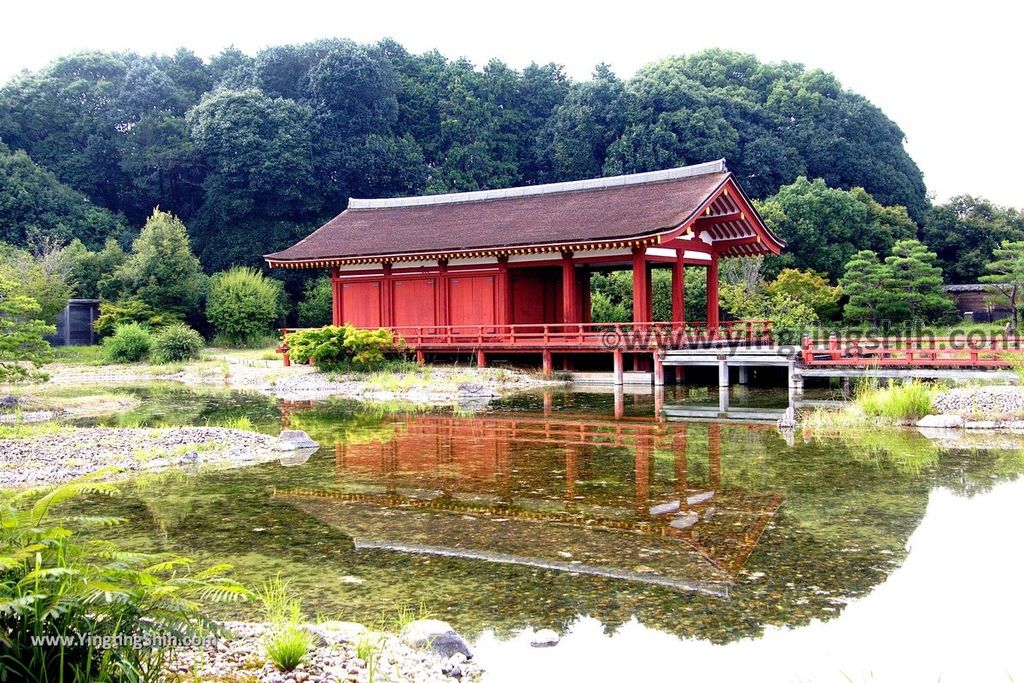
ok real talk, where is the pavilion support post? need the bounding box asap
[674,366,685,384]
[415,350,426,365]
[561,252,578,325]
[632,248,650,325]
[706,252,719,334]
[652,352,665,386]
[476,350,487,368]
[718,359,729,387]
[612,349,624,385]
[561,355,573,372]
[542,349,553,376]
[496,256,511,328]
[672,250,685,330]
[382,262,393,327]
[330,268,343,326]
[738,366,750,385]
[438,260,449,327]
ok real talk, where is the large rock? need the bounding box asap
[399,619,473,659]
[916,414,963,429]
[274,429,319,451]
[306,620,368,646]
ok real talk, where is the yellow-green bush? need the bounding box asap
[285,325,401,370]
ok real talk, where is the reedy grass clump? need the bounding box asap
[257,575,313,672]
[855,380,935,421]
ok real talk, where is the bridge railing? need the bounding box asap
[801,334,1024,367]
[275,320,774,364]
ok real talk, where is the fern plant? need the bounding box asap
[0,470,251,682]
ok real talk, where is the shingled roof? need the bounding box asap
[265,159,784,267]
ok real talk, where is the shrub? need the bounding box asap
[103,322,153,363]
[94,297,177,338]
[0,474,250,682]
[206,267,279,346]
[151,323,205,363]
[285,324,401,370]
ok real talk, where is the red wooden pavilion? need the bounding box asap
[267,159,784,376]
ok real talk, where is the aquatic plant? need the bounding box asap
[0,472,250,682]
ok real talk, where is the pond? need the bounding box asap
[75,384,1024,681]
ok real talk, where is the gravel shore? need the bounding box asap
[39,359,561,406]
[0,426,289,488]
[933,385,1024,418]
[164,621,482,683]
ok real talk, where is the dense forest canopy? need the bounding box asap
[0,41,931,276]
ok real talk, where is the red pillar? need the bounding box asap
[561,252,578,325]
[653,351,665,386]
[438,260,449,327]
[708,423,722,490]
[496,256,511,329]
[674,425,688,496]
[672,250,685,328]
[632,247,650,323]
[612,349,624,385]
[382,262,393,327]
[706,252,719,331]
[541,349,553,376]
[635,431,652,509]
[330,268,343,326]
[476,350,487,368]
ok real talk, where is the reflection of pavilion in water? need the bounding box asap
[275,409,783,596]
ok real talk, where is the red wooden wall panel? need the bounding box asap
[392,278,438,327]
[449,275,495,326]
[510,269,562,324]
[341,281,381,327]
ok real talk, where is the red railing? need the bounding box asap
[277,320,773,359]
[801,335,1024,368]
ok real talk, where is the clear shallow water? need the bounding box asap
[74,384,1024,681]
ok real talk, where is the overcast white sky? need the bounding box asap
[3,0,1022,208]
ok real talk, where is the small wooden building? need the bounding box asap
[267,160,784,375]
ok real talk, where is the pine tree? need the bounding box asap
[883,239,954,323]
[840,250,888,327]
[980,240,1024,328]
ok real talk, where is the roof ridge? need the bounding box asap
[347,159,728,210]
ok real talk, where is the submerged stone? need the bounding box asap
[670,511,700,530]
[916,414,963,429]
[649,500,680,516]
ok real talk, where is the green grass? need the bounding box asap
[855,380,935,421]
[47,344,109,365]
[0,420,64,440]
[206,415,255,431]
[264,624,312,672]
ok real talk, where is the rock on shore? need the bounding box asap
[164,620,481,683]
[0,426,289,488]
